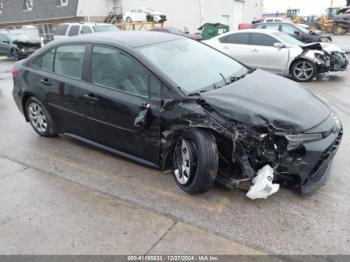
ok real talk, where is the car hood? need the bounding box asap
[301,42,343,54]
[13,40,41,48]
[201,69,330,132]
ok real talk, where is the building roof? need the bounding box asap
[0,0,78,24]
[61,31,182,48]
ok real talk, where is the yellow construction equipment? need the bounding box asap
[309,7,340,33]
[286,9,304,23]
[116,21,165,31]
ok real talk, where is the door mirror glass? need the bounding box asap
[294,30,301,35]
[274,42,285,48]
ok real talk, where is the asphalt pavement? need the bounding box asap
[0,35,350,255]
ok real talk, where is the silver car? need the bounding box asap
[204,29,348,82]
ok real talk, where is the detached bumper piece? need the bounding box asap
[246,165,280,200]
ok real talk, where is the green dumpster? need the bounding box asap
[198,23,230,40]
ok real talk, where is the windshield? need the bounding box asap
[8,34,31,42]
[93,25,119,33]
[138,38,247,94]
[272,32,303,46]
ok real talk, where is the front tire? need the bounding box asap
[25,97,57,137]
[173,129,218,195]
[291,59,316,82]
[11,49,20,61]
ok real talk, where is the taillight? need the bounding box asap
[11,68,17,77]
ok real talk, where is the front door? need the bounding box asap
[249,33,289,74]
[85,45,162,165]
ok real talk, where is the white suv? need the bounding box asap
[54,23,119,40]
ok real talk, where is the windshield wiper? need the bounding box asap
[228,68,256,84]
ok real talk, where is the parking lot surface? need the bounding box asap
[1,36,350,255]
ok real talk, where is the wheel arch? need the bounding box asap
[161,127,216,171]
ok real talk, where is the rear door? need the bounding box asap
[84,45,162,165]
[217,32,252,65]
[31,44,90,137]
[249,33,289,74]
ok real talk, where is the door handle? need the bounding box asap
[40,78,52,86]
[83,93,99,102]
[223,46,229,50]
[140,103,150,110]
[250,49,259,52]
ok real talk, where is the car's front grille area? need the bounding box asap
[306,129,343,185]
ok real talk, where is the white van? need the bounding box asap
[54,23,119,40]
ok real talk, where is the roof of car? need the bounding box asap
[56,31,182,48]
[59,22,113,26]
[231,29,280,34]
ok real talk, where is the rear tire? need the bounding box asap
[25,97,57,137]
[126,17,132,23]
[291,59,316,82]
[173,129,218,195]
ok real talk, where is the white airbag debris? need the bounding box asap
[246,165,280,200]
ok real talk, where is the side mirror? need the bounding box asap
[274,42,285,48]
[294,30,301,35]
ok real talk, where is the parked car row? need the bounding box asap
[204,29,348,82]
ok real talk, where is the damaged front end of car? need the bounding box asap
[301,42,349,72]
[159,69,343,198]
[13,40,41,58]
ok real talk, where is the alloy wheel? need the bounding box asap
[28,102,48,133]
[293,61,314,81]
[174,139,193,185]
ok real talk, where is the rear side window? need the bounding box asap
[54,45,85,79]
[219,33,250,45]
[33,48,55,72]
[91,46,161,98]
[68,25,80,36]
[266,19,273,22]
[55,24,68,36]
[251,33,278,46]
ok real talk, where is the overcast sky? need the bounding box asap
[263,0,346,15]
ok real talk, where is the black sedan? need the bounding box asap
[12,32,342,196]
[253,22,332,43]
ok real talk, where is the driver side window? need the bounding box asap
[91,46,161,99]
[281,25,297,35]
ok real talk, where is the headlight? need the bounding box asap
[315,53,325,60]
[286,133,323,142]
